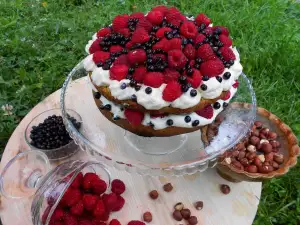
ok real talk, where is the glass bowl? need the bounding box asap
[0,150,111,225]
[25,108,82,161]
[60,60,256,176]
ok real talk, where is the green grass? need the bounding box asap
[0,0,300,224]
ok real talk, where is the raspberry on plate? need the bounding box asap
[127,221,146,225]
[195,13,211,26]
[200,59,225,77]
[180,22,198,39]
[111,179,126,195]
[219,46,236,61]
[146,10,164,25]
[110,64,129,81]
[162,81,182,102]
[109,219,121,225]
[82,194,98,211]
[143,72,164,88]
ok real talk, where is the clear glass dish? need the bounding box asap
[60,60,256,176]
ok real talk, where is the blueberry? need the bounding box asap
[216,76,222,83]
[223,102,229,107]
[104,104,111,110]
[181,85,189,92]
[166,119,173,126]
[182,38,188,45]
[184,116,191,123]
[128,67,135,74]
[186,69,194,76]
[213,102,221,109]
[96,62,103,67]
[145,87,152,94]
[113,116,120,120]
[190,89,197,97]
[225,63,231,68]
[194,64,200,69]
[223,72,231,80]
[131,94,137,102]
[102,64,110,70]
[202,75,209,81]
[200,84,207,91]
[122,49,128,54]
[192,120,200,127]
[147,65,155,71]
[196,58,202,64]
[178,76,187,84]
[214,27,222,35]
[135,85,141,91]
[93,92,101,99]
[129,80,137,87]
[166,33,173,40]
[120,83,127,89]
[229,59,234,65]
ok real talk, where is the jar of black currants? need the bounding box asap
[25,108,82,160]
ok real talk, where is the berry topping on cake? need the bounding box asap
[128,49,147,64]
[110,64,129,81]
[162,81,182,101]
[143,72,164,87]
[131,28,150,44]
[97,28,111,38]
[219,35,232,47]
[163,68,180,83]
[146,11,164,25]
[93,51,110,64]
[213,26,229,36]
[180,22,198,39]
[222,91,231,100]
[112,15,129,32]
[133,66,147,83]
[152,5,169,16]
[187,69,202,88]
[124,109,144,126]
[183,44,196,60]
[196,105,214,119]
[219,47,236,61]
[200,59,225,77]
[195,13,211,26]
[168,50,188,69]
[197,44,216,61]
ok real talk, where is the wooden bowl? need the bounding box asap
[216,103,300,182]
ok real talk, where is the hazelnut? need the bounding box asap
[224,157,231,164]
[259,133,267,139]
[188,216,198,225]
[246,152,256,160]
[163,183,173,192]
[245,165,258,173]
[261,143,273,153]
[250,136,260,145]
[194,201,203,210]
[272,161,279,169]
[174,202,184,211]
[240,158,249,166]
[180,208,191,219]
[251,130,260,137]
[260,139,269,144]
[256,143,262,150]
[149,190,159,199]
[237,151,246,160]
[232,150,239,157]
[235,142,245,151]
[257,155,265,163]
[173,210,183,221]
[273,153,284,164]
[143,211,152,223]
[260,128,269,135]
[231,161,244,170]
[270,140,280,148]
[220,184,231,194]
[253,157,263,167]
[267,131,277,140]
[247,145,256,153]
[272,148,279,153]
[259,163,274,173]
[254,121,263,129]
[265,152,274,162]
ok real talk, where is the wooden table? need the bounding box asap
[0,77,262,225]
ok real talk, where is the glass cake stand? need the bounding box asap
[60,60,257,176]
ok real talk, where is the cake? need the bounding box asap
[83,5,243,137]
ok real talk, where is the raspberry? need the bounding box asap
[110,45,123,53]
[162,81,182,102]
[118,28,131,37]
[92,178,107,195]
[114,55,129,65]
[196,105,214,119]
[127,221,146,225]
[109,219,121,225]
[233,80,239,88]
[168,50,187,69]
[152,5,169,16]
[71,200,84,216]
[89,39,102,54]
[131,28,150,44]
[163,68,180,83]
[110,64,129,81]
[111,179,126,195]
[92,219,108,225]
[189,59,195,67]
[129,12,144,20]
[200,59,224,77]
[219,35,233,47]
[71,172,83,188]
[155,27,172,39]
[93,200,106,218]
[169,38,182,50]
[196,44,216,61]
[97,28,111,38]
[127,49,147,65]
[179,14,188,22]
[64,213,78,225]
[61,188,81,207]
[133,66,147,83]
[167,7,181,15]
[194,34,206,44]
[79,220,93,225]
[52,208,64,221]
[93,51,110,64]
[112,15,129,32]
[195,13,211,26]
[124,109,144,126]
[111,195,125,212]
[203,27,213,35]
[168,18,182,27]
[180,22,197,39]
[166,12,181,25]
[219,47,236,61]
[213,26,229,36]
[152,38,171,52]
[187,69,202,88]
[125,41,134,49]
[136,18,152,32]
[102,193,118,211]
[82,194,98,211]
[143,72,164,88]
[146,10,163,25]
[222,91,231,100]
[183,44,196,60]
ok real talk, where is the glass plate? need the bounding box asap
[60,60,256,176]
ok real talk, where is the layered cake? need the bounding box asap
[83,5,243,137]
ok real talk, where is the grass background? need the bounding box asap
[0,0,300,224]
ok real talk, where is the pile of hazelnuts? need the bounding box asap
[222,121,285,173]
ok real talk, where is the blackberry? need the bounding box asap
[202,75,209,81]
[213,102,221,109]
[184,116,191,123]
[192,120,200,127]
[104,104,112,110]
[223,72,231,80]
[166,119,173,126]
[145,87,152,94]
[93,92,101,99]
[190,89,197,97]
[216,76,223,83]
[200,84,207,91]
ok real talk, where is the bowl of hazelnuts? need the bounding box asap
[216,103,300,182]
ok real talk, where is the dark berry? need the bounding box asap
[216,76,222,83]
[186,69,194,76]
[223,102,229,107]
[113,116,120,120]
[120,83,127,89]
[200,84,207,91]
[152,26,159,32]
[128,67,135,74]
[203,38,209,43]
[190,89,197,97]
[93,92,101,99]
[166,119,173,126]
[182,38,188,45]
[102,64,110,70]
[229,59,234,65]
[147,65,155,71]
[188,39,194,44]
[122,49,128,54]
[213,102,221,109]
[166,33,173,40]
[195,58,202,64]
[214,28,222,35]
[202,75,209,81]
[184,116,191,123]
[96,62,103,67]
[130,80,137,87]
[131,94,137,101]
[194,64,200,69]
[126,74,132,79]
[200,23,206,30]
[181,85,189,92]
[212,46,218,52]
[135,85,141,91]
[192,120,200,127]
[104,104,111,110]
[145,87,152,94]
[225,64,231,68]
[146,49,153,55]
[178,76,187,84]
[223,72,231,80]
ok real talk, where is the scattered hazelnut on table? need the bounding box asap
[194,201,203,210]
[173,210,183,221]
[188,216,198,225]
[163,183,173,192]
[143,211,152,223]
[180,208,191,219]
[220,184,230,194]
[174,202,184,211]
[149,190,159,199]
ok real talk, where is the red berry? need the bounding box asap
[127,49,147,65]
[131,28,150,44]
[71,200,84,216]
[152,38,171,52]
[196,105,214,119]
[189,59,195,67]
[166,8,181,24]
[219,35,233,47]
[195,13,211,26]
[152,5,169,16]
[64,213,78,225]
[92,179,107,195]
[110,64,129,81]
[111,195,125,212]
[196,44,216,61]
[167,7,181,15]
[119,28,131,37]
[163,68,180,83]
[71,172,83,188]
[125,41,134,49]
[200,59,224,77]
[213,26,229,36]
[50,221,64,225]
[219,46,236,61]
[61,188,81,207]
[146,10,163,25]
[82,194,98,211]
[89,39,102,54]
[93,51,110,64]
[127,221,145,225]
[183,44,196,60]
[143,72,164,88]
[222,91,231,100]
[233,80,239,88]
[97,28,111,38]
[180,22,197,39]
[79,220,93,225]
[203,27,213,35]
[168,50,187,69]
[102,193,118,211]
[124,109,144,126]
[92,220,107,225]
[112,15,129,32]
[162,81,182,102]
[169,38,182,50]
[133,66,147,83]
[93,200,106,218]
[52,208,64,221]
[194,34,206,44]
[136,18,152,32]
[130,12,144,20]
[114,55,129,65]
[109,219,121,225]
[187,69,202,88]
[110,45,123,53]
[111,179,126,195]
[155,27,172,39]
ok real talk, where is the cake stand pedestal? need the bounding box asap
[0,78,261,225]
